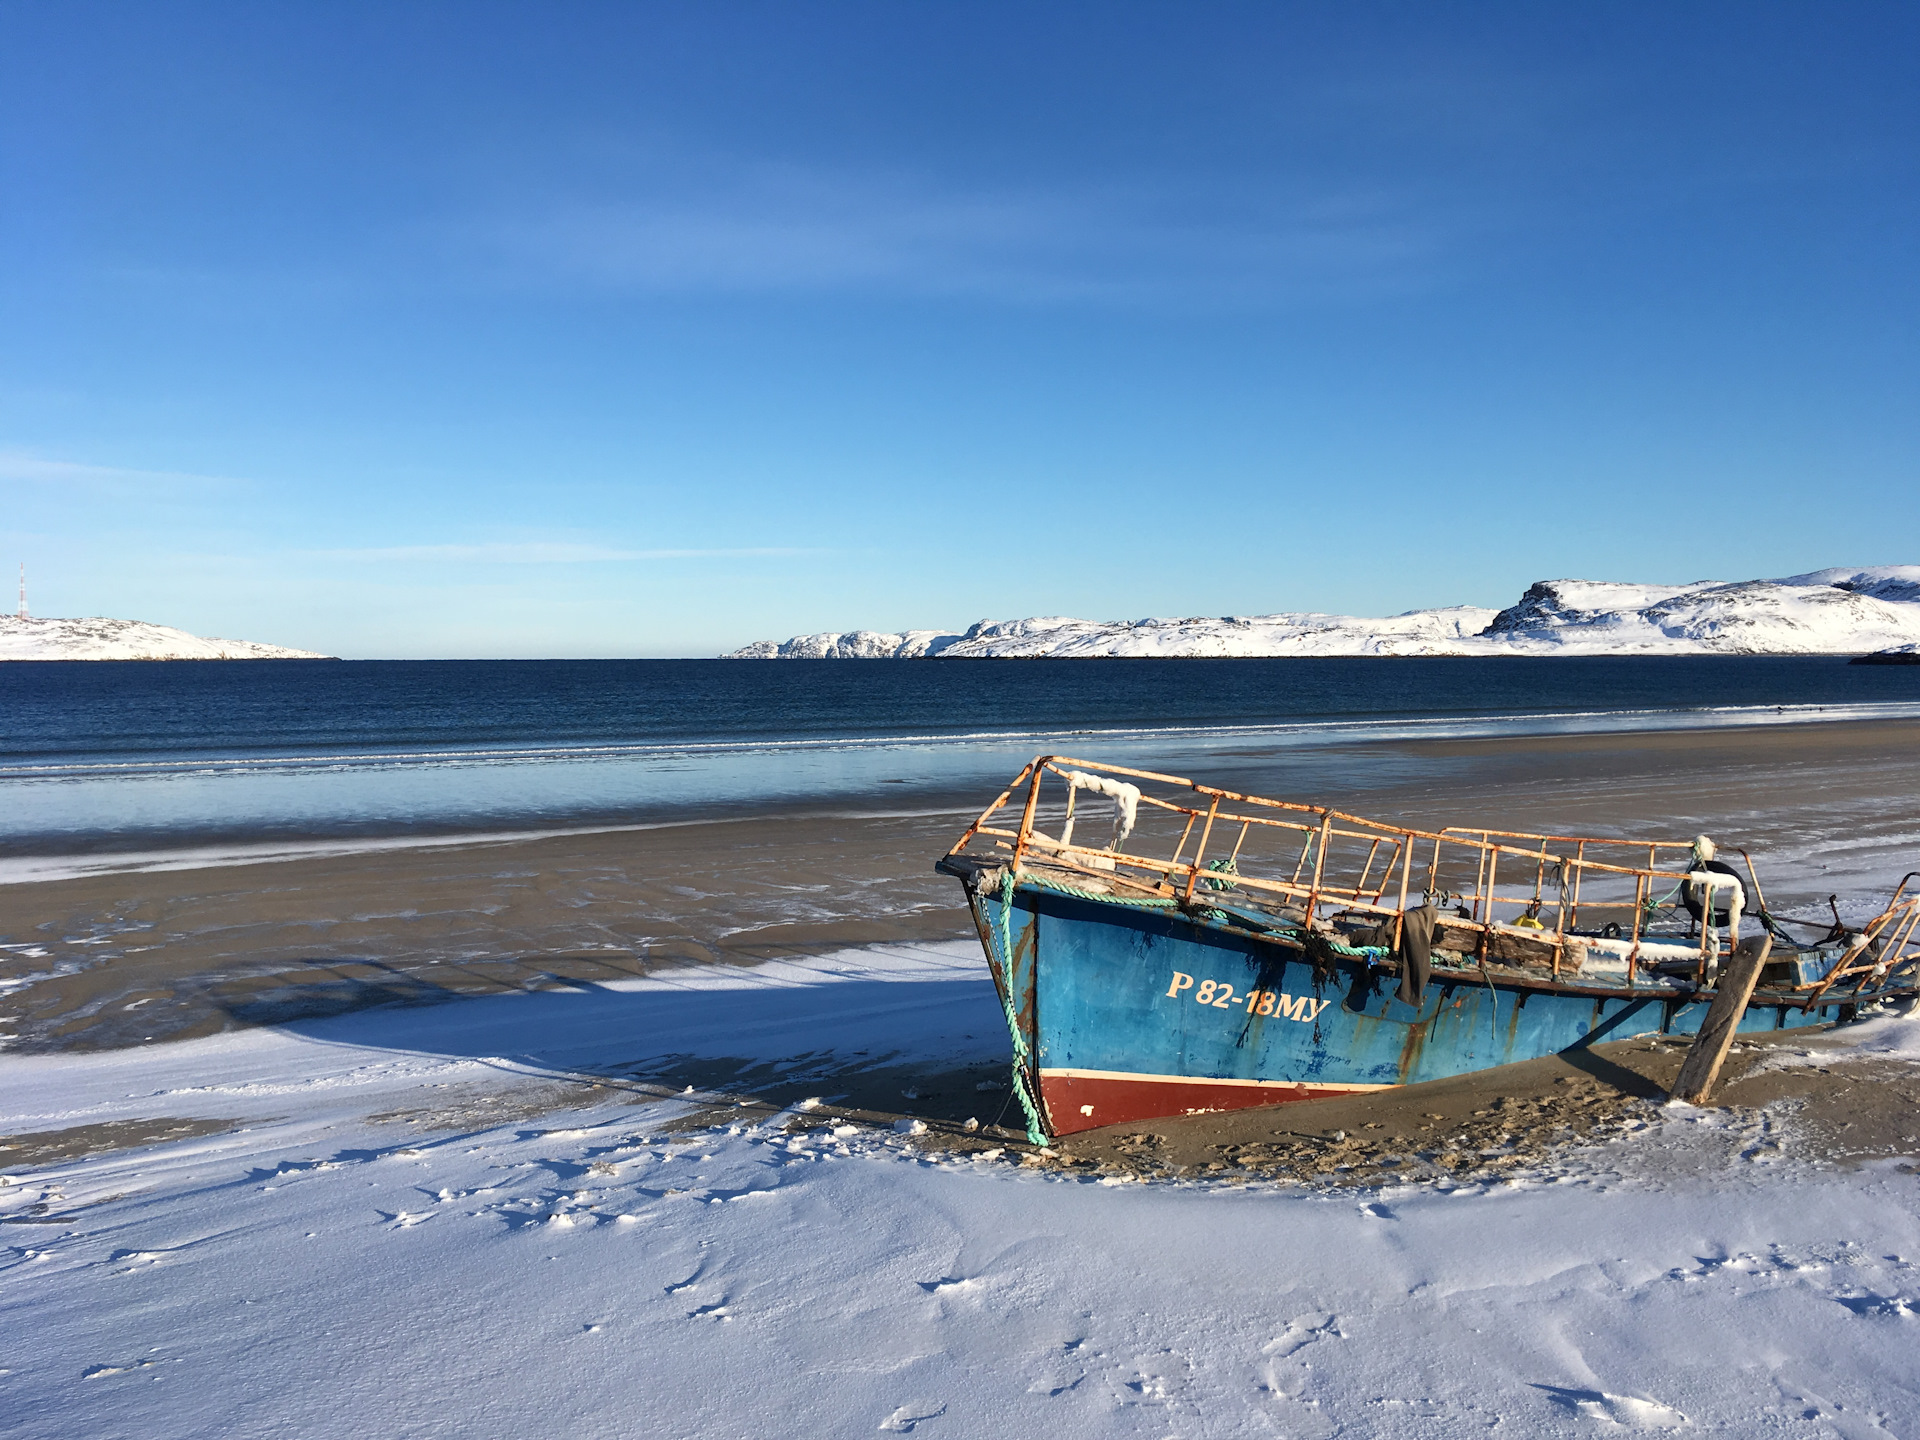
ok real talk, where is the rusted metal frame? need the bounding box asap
[1012,758,1050,869]
[1019,757,1704,882]
[1736,849,1771,918]
[947,760,1038,854]
[1187,782,1336,820]
[1441,825,1694,855]
[1874,907,1920,980]
[1305,812,1334,925]
[1807,898,1920,1006]
[1366,839,1403,903]
[1038,760,1196,818]
[1042,766,1194,816]
[1289,829,1317,886]
[1476,847,1501,963]
[1570,840,1588,930]
[1180,795,1223,903]
[1392,835,1415,951]
[1227,821,1252,865]
[1353,838,1384,896]
[1835,908,1920,1004]
[1471,835,1492,923]
[1041,755,1198,788]
[1553,860,1572,977]
[1030,853,1180,902]
[965,758,1715,972]
[1191,808,1318,838]
[1543,855,1689,882]
[1168,813,1200,870]
[978,816,1684,907]
[1886,909,1920,988]
[1022,843,1393,916]
[1627,872,1647,984]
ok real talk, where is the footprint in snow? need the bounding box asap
[83,1358,167,1380]
[1536,1385,1688,1429]
[1263,1314,1342,1359]
[916,1275,983,1296]
[877,1402,944,1432]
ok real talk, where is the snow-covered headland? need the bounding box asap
[0,615,329,661]
[731,566,1920,659]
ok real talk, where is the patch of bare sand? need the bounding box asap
[0,1116,250,1173]
[1031,1019,1920,1187]
[0,810,969,1052]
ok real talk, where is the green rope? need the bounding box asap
[1320,938,1391,959]
[1021,873,1180,908]
[1645,878,1687,914]
[988,870,1050,1148]
[1202,857,1239,892]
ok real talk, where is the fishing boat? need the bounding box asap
[936,756,1920,1142]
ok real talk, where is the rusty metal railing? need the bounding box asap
[945,756,1918,1001]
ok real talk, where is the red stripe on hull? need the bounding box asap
[1039,1072,1373,1137]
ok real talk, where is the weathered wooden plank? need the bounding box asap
[1670,935,1772,1104]
[1433,920,1562,970]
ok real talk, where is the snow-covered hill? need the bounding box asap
[730,567,1920,659]
[0,615,330,661]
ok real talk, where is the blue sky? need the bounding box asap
[2,2,1915,658]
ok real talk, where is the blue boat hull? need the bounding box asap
[972,882,1843,1136]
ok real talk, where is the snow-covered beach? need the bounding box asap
[7,686,1920,1437]
[4,941,1918,1439]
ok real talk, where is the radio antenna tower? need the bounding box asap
[16,563,26,620]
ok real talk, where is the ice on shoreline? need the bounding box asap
[732,566,1920,658]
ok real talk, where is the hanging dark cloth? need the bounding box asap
[1395,905,1435,1008]
[1358,904,1436,1007]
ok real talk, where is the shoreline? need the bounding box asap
[2,714,1917,1055]
[6,708,1919,864]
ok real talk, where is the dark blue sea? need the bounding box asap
[3,657,1918,864]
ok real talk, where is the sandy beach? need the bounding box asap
[4,717,1917,1055]
[3,715,1919,1439]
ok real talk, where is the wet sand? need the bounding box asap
[3,717,1917,1054]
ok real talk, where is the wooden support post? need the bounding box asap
[1670,935,1772,1105]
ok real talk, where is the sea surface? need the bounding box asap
[4,656,1919,862]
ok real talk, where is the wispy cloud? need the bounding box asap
[474,164,1461,308]
[0,452,245,493]
[316,542,820,564]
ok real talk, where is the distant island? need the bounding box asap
[0,615,331,661]
[730,567,1920,659]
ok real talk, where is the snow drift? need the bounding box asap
[0,615,330,661]
[730,567,1920,659]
